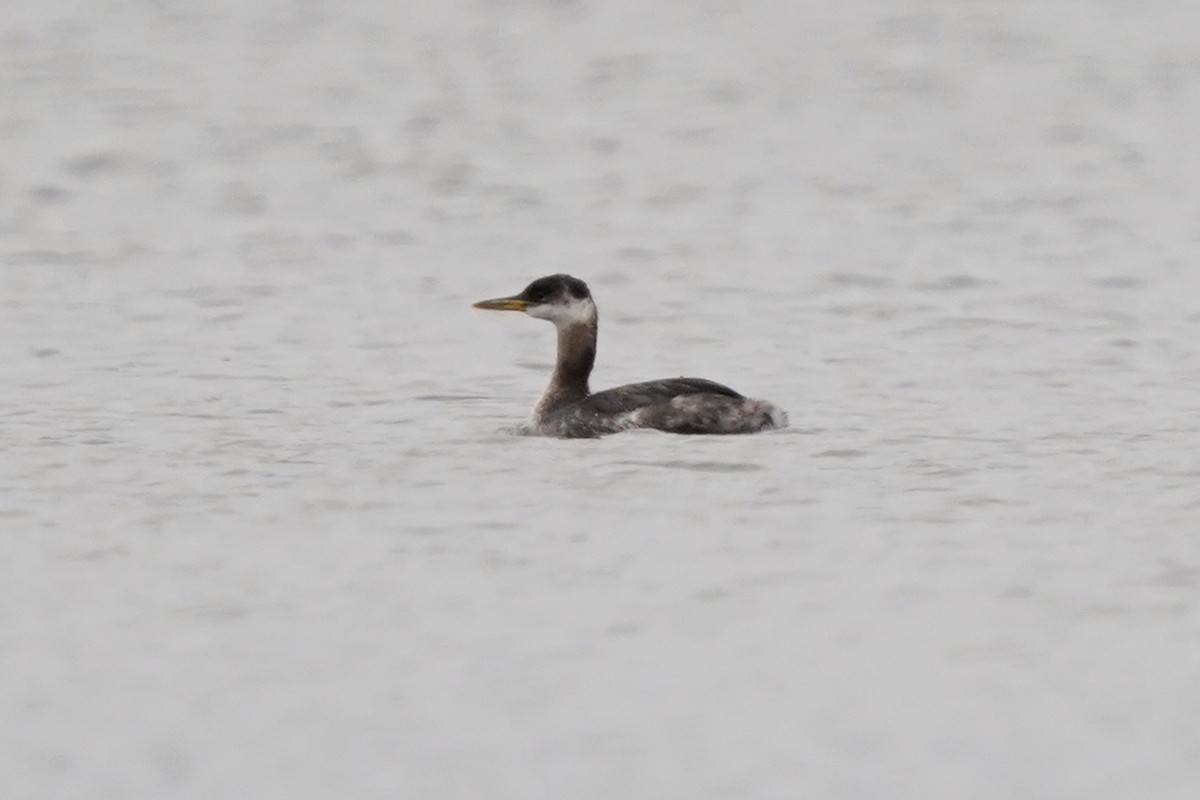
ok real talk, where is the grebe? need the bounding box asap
[473,274,788,438]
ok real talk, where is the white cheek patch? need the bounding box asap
[527,297,596,325]
[560,297,596,324]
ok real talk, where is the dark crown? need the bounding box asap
[520,274,591,304]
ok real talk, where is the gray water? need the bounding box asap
[3,1,1199,798]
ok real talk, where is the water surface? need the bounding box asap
[2,2,1199,798]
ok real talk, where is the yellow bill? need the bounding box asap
[472,296,527,311]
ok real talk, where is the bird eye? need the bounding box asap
[524,281,553,302]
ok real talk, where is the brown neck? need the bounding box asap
[535,319,596,417]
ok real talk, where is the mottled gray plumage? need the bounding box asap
[473,275,787,438]
[580,377,742,415]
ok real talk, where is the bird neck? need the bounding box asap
[535,317,596,418]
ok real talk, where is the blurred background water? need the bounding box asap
[2,1,1199,798]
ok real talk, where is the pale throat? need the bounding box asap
[533,302,598,417]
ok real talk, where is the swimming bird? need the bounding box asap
[473,274,787,438]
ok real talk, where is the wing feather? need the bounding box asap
[578,377,743,416]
